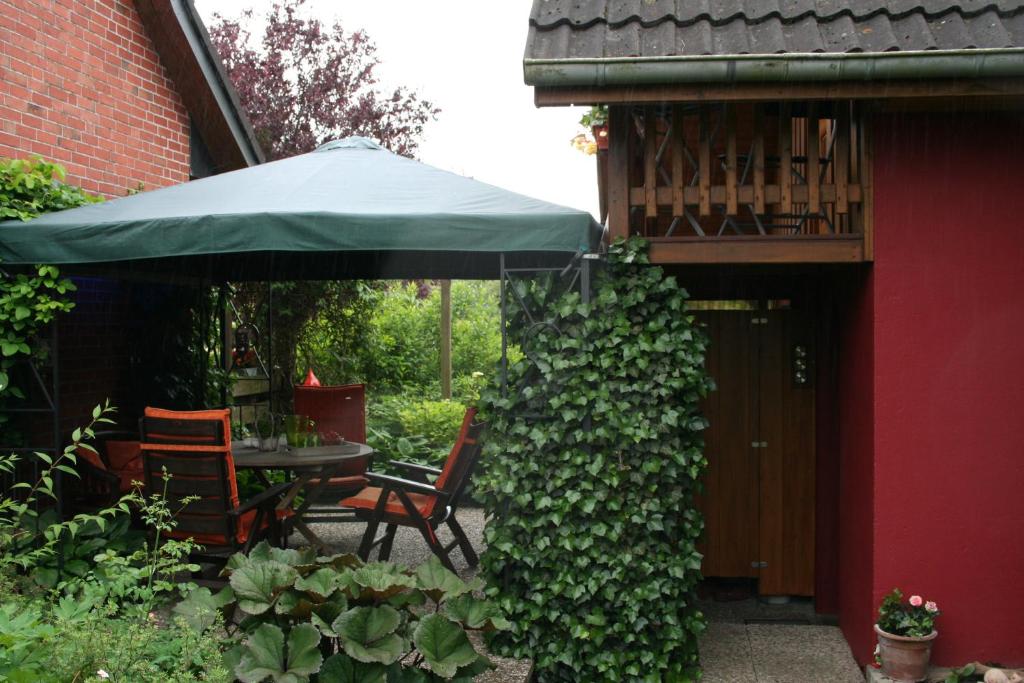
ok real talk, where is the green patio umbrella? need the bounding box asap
[0,138,601,280]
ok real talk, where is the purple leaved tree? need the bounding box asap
[208,0,439,398]
[209,0,438,161]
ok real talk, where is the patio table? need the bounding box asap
[232,442,373,551]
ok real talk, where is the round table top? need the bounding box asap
[232,442,373,468]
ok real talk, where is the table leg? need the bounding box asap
[279,463,347,552]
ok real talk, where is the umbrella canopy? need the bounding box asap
[0,138,601,280]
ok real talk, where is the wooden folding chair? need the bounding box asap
[139,407,291,564]
[340,408,484,572]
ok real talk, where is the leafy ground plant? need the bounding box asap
[478,238,713,681]
[175,544,508,682]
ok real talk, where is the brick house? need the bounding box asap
[523,0,1024,669]
[0,0,261,440]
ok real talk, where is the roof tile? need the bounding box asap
[527,0,1024,59]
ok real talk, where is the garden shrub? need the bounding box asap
[398,398,466,447]
[478,238,713,681]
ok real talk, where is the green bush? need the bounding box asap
[0,157,100,222]
[478,238,713,681]
[398,399,465,447]
[303,281,507,398]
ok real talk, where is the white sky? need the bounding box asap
[194,0,599,219]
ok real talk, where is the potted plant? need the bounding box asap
[875,588,941,681]
[581,105,609,150]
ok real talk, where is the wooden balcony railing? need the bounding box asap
[603,102,873,264]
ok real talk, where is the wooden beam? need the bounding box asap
[779,103,793,214]
[752,104,765,215]
[629,183,862,207]
[860,108,875,261]
[835,104,850,214]
[807,104,820,214]
[607,105,631,241]
[725,105,738,216]
[533,78,1024,106]
[644,106,658,219]
[699,106,711,216]
[671,105,684,218]
[647,235,865,264]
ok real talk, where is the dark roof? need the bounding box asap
[527,1,1024,59]
[135,0,264,171]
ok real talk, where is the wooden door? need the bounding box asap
[696,306,816,596]
[758,310,815,596]
[697,311,759,579]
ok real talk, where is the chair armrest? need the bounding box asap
[365,471,447,499]
[230,481,293,516]
[389,461,442,477]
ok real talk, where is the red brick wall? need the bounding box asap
[0,0,190,197]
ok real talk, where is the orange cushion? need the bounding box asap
[340,486,436,518]
[75,445,106,471]
[167,508,292,547]
[106,440,142,471]
[307,475,369,489]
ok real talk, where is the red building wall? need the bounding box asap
[840,110,1024,666]
[0,0,190,197]
[1,0,194,441]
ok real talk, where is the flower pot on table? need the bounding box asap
[874,624,937,682]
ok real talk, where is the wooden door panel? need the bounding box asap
[758,311,816,596]
[696,311,758,578]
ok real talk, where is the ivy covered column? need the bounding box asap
[480,238,713,682]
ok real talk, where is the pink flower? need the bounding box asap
[909,595,923,607]
[925,601,938,613]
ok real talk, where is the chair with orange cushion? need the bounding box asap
[68,430,143,513]
[139,407,291,563]
[293,383,372,518]
[340,407,484,572]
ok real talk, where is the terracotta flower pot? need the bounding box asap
[874,624,937,682]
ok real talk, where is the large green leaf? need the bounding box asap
[318,654,387,683]
[230,560,299,615]
[413,556,477,603]
[346,563,417,602]
[412,614,479,679]
[443,594,510,631]
[294,567,338,601]
[333,605,405,665]
[236,623,323,683]
[173,585,236,631]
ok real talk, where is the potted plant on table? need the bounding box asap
[875,588,941,681]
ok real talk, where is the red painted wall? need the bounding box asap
[0,0,190,197]
[842,111,1024,666]
[837,269,876,662]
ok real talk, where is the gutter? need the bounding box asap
[175,0,265,165]
[524,48,1024,87]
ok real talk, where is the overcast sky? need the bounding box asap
[194,0,599,219]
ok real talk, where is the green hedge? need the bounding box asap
[478,238,712,681]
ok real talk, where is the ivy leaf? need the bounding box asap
[332,605,405,665]
[318,654,387,683]
[412,614,479,679]
[236,623,323,683]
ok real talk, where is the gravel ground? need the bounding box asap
[290,507,533,683]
